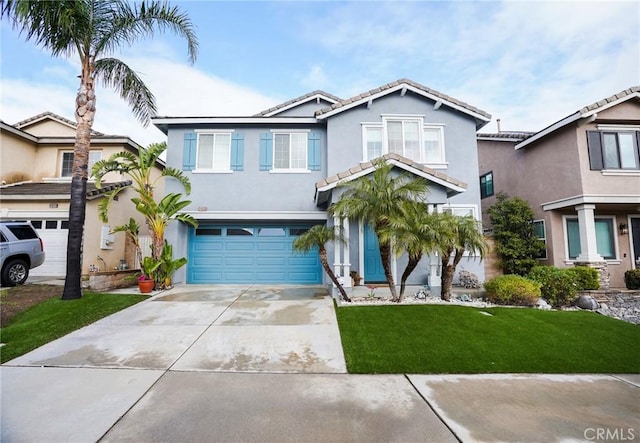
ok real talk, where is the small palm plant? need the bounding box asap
[292,224,351,302]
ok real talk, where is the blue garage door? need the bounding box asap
[188,225,322,284]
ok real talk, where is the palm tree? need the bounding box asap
[329,159,429,302]
[2,0,198,300]
[132,192,197,262]
[432,212,487,301]
[381,202,436,302]
[92,141,193,259]
[292,224,351,302]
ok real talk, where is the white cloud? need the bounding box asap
[299,65,329,91]
[1,53,280,147]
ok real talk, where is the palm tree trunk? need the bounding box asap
[320,248,351,302]
[62,63,96,300]
[398,253,422,302]
[379,241,398,301]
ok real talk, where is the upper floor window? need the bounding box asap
[479,171,494,199]
[587,130,640,171]
[196,132,232,172]
[61,151,102,177]
[362,117,445,165]
[274,132,307,170]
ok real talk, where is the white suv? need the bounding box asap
[0,221,46,286]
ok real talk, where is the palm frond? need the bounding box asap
[95,57,157,125]
[161,166,192,194]
[96,0,198,63]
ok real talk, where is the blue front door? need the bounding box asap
[363,223,386,282]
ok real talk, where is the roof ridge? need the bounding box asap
[14,111,105,136]
[579,85,640,114]
[315,78,491,120]
[254,90,343,116]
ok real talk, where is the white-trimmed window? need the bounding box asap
[273,132,308,171]
[196,132,232,172]
[61,150,102,177]
[362,116,445,165]
[442,204,480,256]
[565,216,617,260]
[533,220,547,259]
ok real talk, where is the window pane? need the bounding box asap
[61,220,69,229]
[533,220,545,239]
[618,133,637,169]
[480,172,493,198]
[8,226,39,239]
[387,121,403,154]
[88,151,102,175]
[404,121,420,160]
[366,127,382,160]
[227,228,253,236]
[258,227,286,236]
[198,134,214,169]
[423,128,441,163]
[290,133,307,169]
[31,220,42,229]
[602,133,620,169]
[290,227,311,236]
[61,152,74,177]
[595,219,614,259]
[196,228,222,236]
[274,134,290,169]
[566,219,581,259]
[213,134,231,170]
[45,220,58,229]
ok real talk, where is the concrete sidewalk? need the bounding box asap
[2,284,639,442]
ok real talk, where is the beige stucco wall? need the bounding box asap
[0,131,37,183]
[20,119,78,137]
[576,102,640,195]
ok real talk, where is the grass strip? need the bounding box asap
[0,292,147,363]
[336,305,640,374]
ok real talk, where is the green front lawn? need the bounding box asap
[336,305,640,374]
[0,292,147,363]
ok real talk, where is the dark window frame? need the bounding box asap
[479,171,494,199]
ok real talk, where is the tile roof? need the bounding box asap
[315,78,491,121]
[14,111,105,136]
[477,131,535,141]
[0,180,132,200]
[254,90,343,117]
[580,86,640,114]
[316,153,467,191]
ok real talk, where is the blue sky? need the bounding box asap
[1,0,638,147]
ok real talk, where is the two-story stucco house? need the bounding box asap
[153,79,491,295]
[0,112,162,276]
[478,86,640,288]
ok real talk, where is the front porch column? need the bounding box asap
[333,215,341,281]
[575,204,604,262]
[343,218,351,287]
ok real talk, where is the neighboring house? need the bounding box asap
[478,86,640,288]
[0,112,162,276]
[153,79,491,295]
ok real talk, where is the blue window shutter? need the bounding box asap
[308,132,321,171]
[259,132,273,170]
[183,132,197,171]
[231,133,244,171]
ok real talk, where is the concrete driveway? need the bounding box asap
[2,284,639,442]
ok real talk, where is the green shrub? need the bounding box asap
[565,266,600,290]
[527,266,578,307]
[484,275,541,306]
[625,269,640,290]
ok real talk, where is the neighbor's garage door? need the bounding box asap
[188,225,322,284]
[30,219,68,276]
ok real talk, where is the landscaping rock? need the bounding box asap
[575,295,599,311]
[535,299,551,310]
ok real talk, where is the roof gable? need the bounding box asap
[515,86,640,150]
[315,79,491,129]
[255,90,342,117]
[15,112,104,137]
[315,153,467,204]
